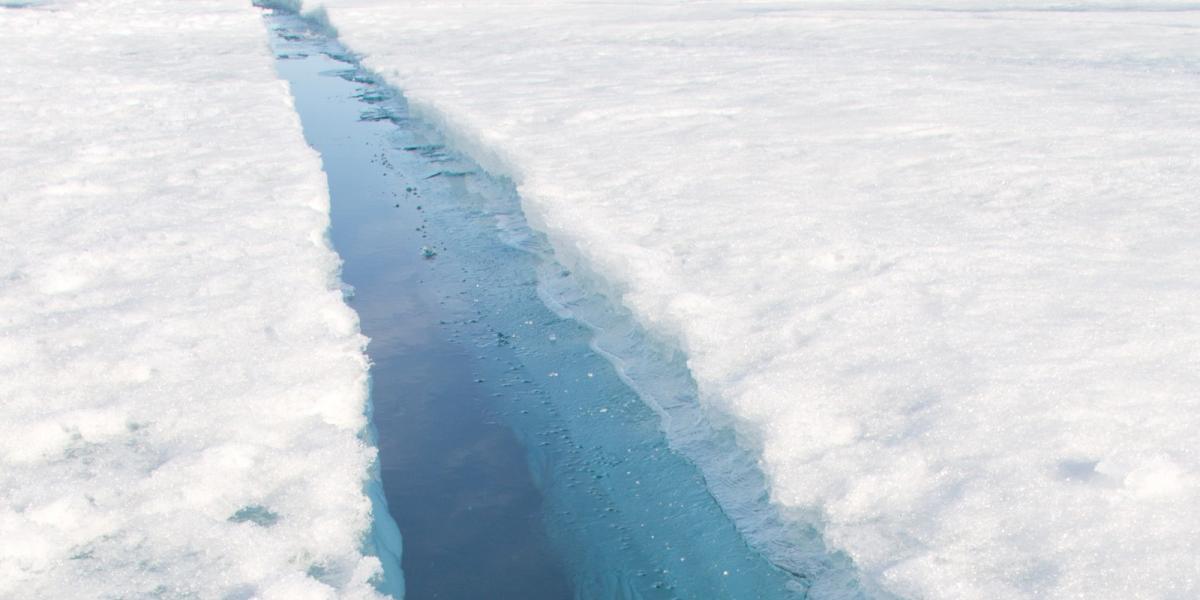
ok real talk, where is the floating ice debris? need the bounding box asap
[423,170,472,179]
[353,89,391,103]
[359,106,394,121]
[331,68,375,84]
[320,48,361,64]
[420,245,437,259]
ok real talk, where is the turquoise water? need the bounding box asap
[267,11,863,600]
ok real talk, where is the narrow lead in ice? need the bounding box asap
[305,1,1200,598]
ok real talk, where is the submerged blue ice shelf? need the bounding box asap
[266,10,866,600]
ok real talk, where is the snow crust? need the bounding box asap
[0,1,392,597]
[309,1,1200,597]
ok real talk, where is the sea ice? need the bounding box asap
[0,1,396,598]
[304,1,1200,597]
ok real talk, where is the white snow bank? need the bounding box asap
[0,1,391,598]
[310,2,1200,598]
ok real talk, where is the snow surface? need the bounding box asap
[308,1,1200,598]
[0,1,394,598]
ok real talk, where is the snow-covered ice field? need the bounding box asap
[5,0,1199,597]
[304,1,1200,598]
[0,1,399,598]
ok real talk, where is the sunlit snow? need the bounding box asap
[307,1,1200,598]
[0,1,395,598]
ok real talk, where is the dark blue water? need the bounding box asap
[266,10,866,600]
